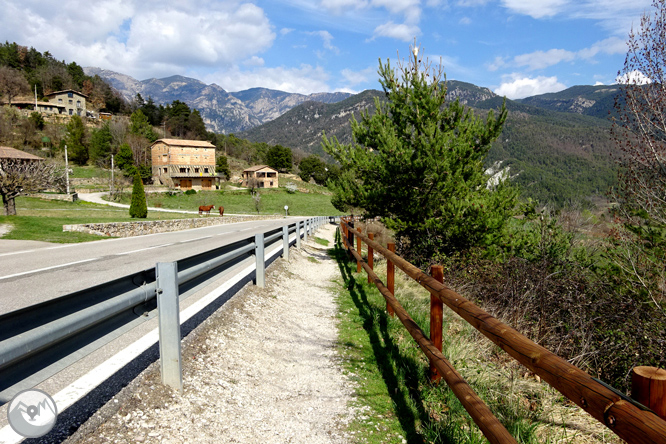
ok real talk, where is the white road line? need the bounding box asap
[178,235,213,243]
[0,258,99,281]
[113,243,174,256]
[0,249,36,257]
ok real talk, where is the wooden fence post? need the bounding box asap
[430,265,444,383]
[367,233,374,283]
[348,222,354,258]
[356,227,362,273]
[387,242,395,317]
[632,366,666,420]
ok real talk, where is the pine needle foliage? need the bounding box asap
[323,44,518,264]
[129,172,147,218]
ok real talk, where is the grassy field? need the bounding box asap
[0,197,192,243]
[112,187,342,216]
[331,231,619,444]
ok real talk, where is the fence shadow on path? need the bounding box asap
[330,233,453,444]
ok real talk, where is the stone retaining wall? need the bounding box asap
[63,214,284,237]
[30,192,78,202]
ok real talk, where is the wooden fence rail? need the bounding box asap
[340,217,666,444]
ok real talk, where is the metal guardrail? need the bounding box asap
[0,216,330,403]
[341,218,666,444]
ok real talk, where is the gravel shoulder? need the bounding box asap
[65,223,356,444]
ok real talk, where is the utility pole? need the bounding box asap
[110,154,114,197]
[64,145,70,195]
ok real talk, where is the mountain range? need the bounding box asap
[83,67,352,134]
[86,67,622,204]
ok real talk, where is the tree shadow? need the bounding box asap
[330,231,452,444]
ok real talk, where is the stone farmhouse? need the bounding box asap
[241,165,279,188]
[151,139,217,190]
[44,90,87,116]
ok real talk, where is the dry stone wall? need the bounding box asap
[63,215,284,237]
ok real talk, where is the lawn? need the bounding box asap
[0,197,192,243]
[111,187,343,216]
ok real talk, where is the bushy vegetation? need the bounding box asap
[129,172,147,218]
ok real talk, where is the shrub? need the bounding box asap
[129,172,147,218]
[184,189,197,195]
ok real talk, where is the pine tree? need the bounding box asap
[323,44,518,264]
[129,172,147,218]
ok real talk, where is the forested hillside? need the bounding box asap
[243,82,617,206]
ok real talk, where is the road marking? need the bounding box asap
[178,235,213,243]
[113,243,174,256]
[0,258,99,281]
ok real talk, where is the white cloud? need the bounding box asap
[514,48,576,70]
[0,1,276,80]
[371,0,422,23]
[307,30,340,54]
[207,64,333,94]
[320,0,369,14]
[594,81,605,86]
[494,74,567,99]
[372,21,421,41]
[341,66,375,86]
[500,0,570,19]
[459,16,472,25]
[616,70,652,85]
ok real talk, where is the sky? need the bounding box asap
[0,0,655,99]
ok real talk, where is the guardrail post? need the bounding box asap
[430,265,444,383]
[632,366,666,419]
[296,221,301,249]
[367,233,374,283]
[304,219,309,243]
[387,242,395,317]
[356,227,362,273]
[156,262,183,393]
[255,233,265,288]
[282,225,289,261]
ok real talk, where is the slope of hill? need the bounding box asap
[83,68,352,134]
[243,82,618,205]
[517,85,620,119]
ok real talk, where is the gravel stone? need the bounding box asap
[66,223,356,444]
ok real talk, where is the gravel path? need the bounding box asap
[66,223,357,444]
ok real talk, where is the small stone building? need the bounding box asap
[0,146,44,162]
[45,89,87,116]
[4,98,65,115]
[151,139,217,190]
[241,165,279,188]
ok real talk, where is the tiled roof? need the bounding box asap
[0,147,44,160]
[243,165,277,172]
[44,89,88,98]
[152,139,216,148]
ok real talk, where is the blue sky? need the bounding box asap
[0,0,654,98]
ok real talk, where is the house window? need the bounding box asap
[69,109,73,115]
[180,167,187,173]
[68,92,73,98]
[58,99,62,103]
[204,168,209,173]
[69,100,72,104]
[195,168,200,173]
[270,181,273,186]
[77,101,81,108]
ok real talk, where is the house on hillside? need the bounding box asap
[2,97,65,115]
[241,165,278,188]
[0,146,44,163]
[151,139,217,190]
[45,89,87,116]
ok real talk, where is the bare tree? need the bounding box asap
[0,159,64,215]
[610,0,666,316]
[612,0,666,224]
[0,66,30,105]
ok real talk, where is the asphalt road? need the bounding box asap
[0,217,304,314]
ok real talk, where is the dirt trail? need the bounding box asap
[65,223,356,444]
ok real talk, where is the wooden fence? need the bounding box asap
[340,217,666,444]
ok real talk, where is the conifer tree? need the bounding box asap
[323,44,518,263]
[129,172,147,218]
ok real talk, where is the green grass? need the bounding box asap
[70,165,110,179]
[0,197,194,243]
[111,188,343,216]
[330,231,570,444]
[314,236,330,246]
